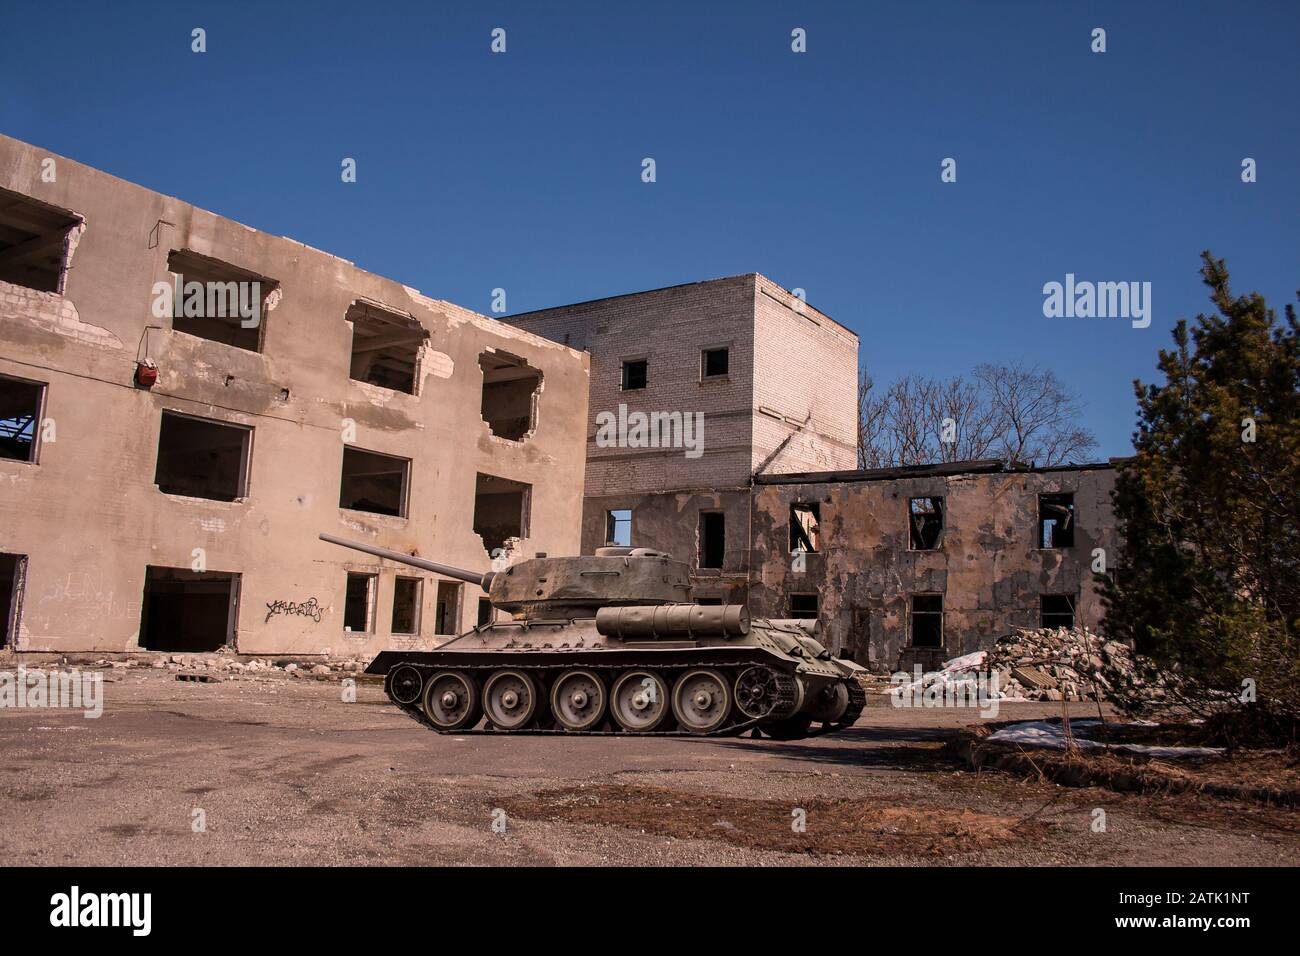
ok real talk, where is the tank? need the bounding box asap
[320,533,865,738]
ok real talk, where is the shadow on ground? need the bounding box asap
[705,723,963,770]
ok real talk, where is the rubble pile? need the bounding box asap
[985,626,1179,704]
[887,627,1182,705]
[85,653,368,681]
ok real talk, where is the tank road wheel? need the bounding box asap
[422,670,480,731]
[806,682,850,724]
[387,664,424,705]
[551,669,607,732]
[482,669,540,731]
[734,666,781,719]
[671,669,732,735]
[610,671,669,733]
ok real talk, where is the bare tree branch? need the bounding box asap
[857,362,1099,468]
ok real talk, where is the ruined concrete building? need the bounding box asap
[1,133,1123,669]
[749,460,1120,670]
[509,281,1122,671]
[0,134,589,657]
[507,274,861,603]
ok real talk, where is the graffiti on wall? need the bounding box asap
[265,597,323,624]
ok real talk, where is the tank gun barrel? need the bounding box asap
[319,533,494,590]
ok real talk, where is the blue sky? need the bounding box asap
[3,0,1296,458]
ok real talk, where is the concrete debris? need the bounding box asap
[886,627,1181,705]
[987,627,1180,704]
[87,655,369,681]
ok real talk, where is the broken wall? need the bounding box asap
[0,134,589,657]
[749,465,1120,670]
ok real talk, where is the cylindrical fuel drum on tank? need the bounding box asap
[594,604,749,639]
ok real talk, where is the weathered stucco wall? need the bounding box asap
[0,134,589,657]
[748,465,1119,670]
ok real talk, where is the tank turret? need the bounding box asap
[319,534,693,617]
[318,532,864,738]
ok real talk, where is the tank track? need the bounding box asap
[383,660,863,739]
[802,679,867,738]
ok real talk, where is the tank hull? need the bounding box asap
[365,622,865,738]
[317,535,865,739]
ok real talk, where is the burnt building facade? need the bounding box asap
[749,460,1120,670]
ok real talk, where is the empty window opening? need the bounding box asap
[910,594,944,648]
[166,249,277,352]
[139,566,239,653]
[1,552,27,648]
[347,301,427,394]
[155,411,251,501]
[0,374,45,463]
[790,503,820,553]
[606,508,632,547]
[435,582,462,635]
[909,497,944,550]
[1038,493,1076,548]
[621,358,647,391]
[0,187,82,293]
[788,593,819,619]
[339,446,409,517]
[343,572,376,633]
[480,351,541,440]
[477,597,494,627]
[701,347,729,379]
[391,576,422,635]
[699,511,725,569]
[1041,594,1076,630]
[473,473,531,555]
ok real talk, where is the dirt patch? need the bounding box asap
[501,783,1049,858]
[951,721,1300,806]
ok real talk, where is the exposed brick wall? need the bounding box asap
[506,275,758,496]
[751,275,859,475]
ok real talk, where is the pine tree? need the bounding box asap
[1104,252,1300,723]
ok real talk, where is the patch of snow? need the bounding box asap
[987,720,1224,759]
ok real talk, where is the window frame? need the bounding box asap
[154,409,254,502]
[0,373,48,466]
[789,502,821,553]
[787,592,820,619]
[909,593,945,648]
[620,357,648,391]
[343,571,377,634]
[605,508,633,547]
[698,510,726,569]
[908,496,945,551]
[1040,593,1077,630]
[700,346,730,381]
[339,445,411,519]
[391,575,423,636]
[1037,492,1077,550]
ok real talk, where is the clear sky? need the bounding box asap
[3,1,1296,458]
